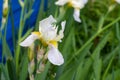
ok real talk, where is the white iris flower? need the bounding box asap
[55,0,88,22]
[20,15,66,66]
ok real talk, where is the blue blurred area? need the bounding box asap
[0,0,48,61]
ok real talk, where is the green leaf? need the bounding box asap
[2,38,12,63]
[92,31,110,59]
[18,27,33,43]
[35,0,44,30]
[19,53,29,80]
[105,69,120,80]
[92,31,110,80]
[24,9,33,20]
[58,68,76,80]
[103,45,120,65]
[75,58,93,80]
[93,58,102,80]
[98,16,104,31]
[7,58,17,80]
[60,43,93,80]
[0,64,10,80]
[115,23,120,41]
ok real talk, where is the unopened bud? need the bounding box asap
[19,0,24,7]
[28,44,34,61]
[3,0,8,18]
[108,4,116,13]
[37,48,44,62]
[29,74,34,80]
[28,59,35,75]
[37,63,45,73]
[2,18,6,24]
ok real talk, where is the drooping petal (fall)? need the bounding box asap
[73,9,81,22]
[55,0,88,23]
[47,45,64,66]
[20,33,40,47]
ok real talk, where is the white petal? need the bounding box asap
[73,9,81,23]
[55,0,68,6]
[3,0,8,9]
[115,0,120,4]
[39,15,56,33]
[47,45,64,66]
[54,21,66,41]
[39,15,57,41]
[83,0,88,4]
[20,33,39,47]
[71,0,88,9]
[42,26,57,41]
[61,21,66,32]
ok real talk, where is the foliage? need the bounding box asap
[0,0,120,80]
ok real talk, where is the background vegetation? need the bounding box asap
[0,0,120,80]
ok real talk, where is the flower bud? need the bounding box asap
[3,0,8,18]
[28,59,35,75]
[19,0,24,7]
[37,63,45,73]
[28,44,34,61]
[37,48,44,62]
[29,75,34,80]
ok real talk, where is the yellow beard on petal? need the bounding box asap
[32,32,41,36]
[32,32,58,48]
[49,40,58,48]
[68,1,73,7]
[67,1,80,10]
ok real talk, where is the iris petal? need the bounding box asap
[115,0,120,4]
[39,15,57,41]
[47,45,64,66]
[55,0,68,6]
[39,15,56,33]
[20,33,40,47]
[55,21,66,41]
[73,9,81,23]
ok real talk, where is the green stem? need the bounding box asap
[15,5,25,74]
[10,3,15,50]
[56,6,68,23]
[1,3,10,62]
[101,17,120,32]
